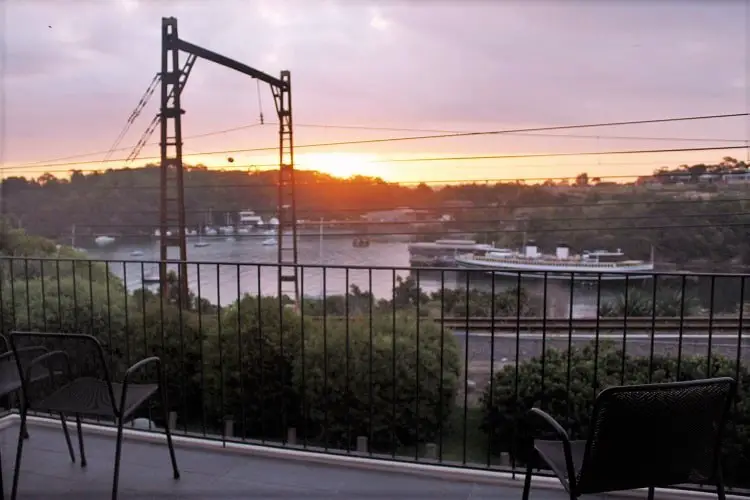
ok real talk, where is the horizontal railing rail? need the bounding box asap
[1,255,749,496]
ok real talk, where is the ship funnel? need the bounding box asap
[524,240,538,258]
[556,244,569,260]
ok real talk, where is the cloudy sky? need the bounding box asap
[1,0,749,183]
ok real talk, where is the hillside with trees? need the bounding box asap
[2,157,750,270]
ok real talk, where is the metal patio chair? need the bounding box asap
[0,333,77,500]
[8,332,180,500]
[521,377,735,500]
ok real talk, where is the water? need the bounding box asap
[82,235,617,317]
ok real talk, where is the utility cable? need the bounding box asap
[102,73,160,162]
[5,112,748,171]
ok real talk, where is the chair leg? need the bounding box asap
[522,461,533,500]
[111,417,125,500]
[59,414,75,463]
[75,414,86,467]
[716,467,726,500]
[0,436,5,500]
[17,399,27,441]
[160,382,180,480]
[10,408,28,500]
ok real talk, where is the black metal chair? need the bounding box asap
[8,332,180,500]
[522,377,736,500]
[0,333,77,500]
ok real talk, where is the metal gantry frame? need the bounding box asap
[158,17,298,303]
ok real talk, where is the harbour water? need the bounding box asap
[83,235,622,318]
[82,235,739,318]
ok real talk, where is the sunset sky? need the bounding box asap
[2,0,749,184]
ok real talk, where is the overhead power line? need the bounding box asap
[5,112,748,171]
[3,145,749,175]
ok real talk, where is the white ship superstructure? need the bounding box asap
[455,242,654,280]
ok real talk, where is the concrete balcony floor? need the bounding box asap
[0,416,690,499]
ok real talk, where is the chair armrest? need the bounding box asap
[0,346,48,365]
[119,357,161,415]
[526,408,571,443]
[124,356,161,384]
[525,408,578,487]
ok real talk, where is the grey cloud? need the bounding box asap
[3,0,749,164]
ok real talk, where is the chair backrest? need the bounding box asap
[575,377,735,495]
[9,331,115,408]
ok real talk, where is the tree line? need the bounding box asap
[3,156,750,269]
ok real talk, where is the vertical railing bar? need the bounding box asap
[23,259,30,330]
[391,268,397,459]
[648,274,658,383]
[216,264,225,446]
[123,263,130,368]
[40,260,47,332]
[323,266,329,452]
[177,261,187,434]
[437,270,446,463]
[279,262,287,445]
[140,261,150,428]
[237,263,245,442]
[540,272,548,409]
[676,275,687,380]
[621,275,629,385]
[257,265,265,444]
[345,267,351,454]
[707,275,716,378]
[486,272,497,468]
[196,263,206,437]
[565,273,574,433]
[300,268,308,449]
[415,268,421,462]
[72,259,79,331]
[368,268,374,457]
[511,273,522,478]
[592,274,602,393]
[462,270,470,465]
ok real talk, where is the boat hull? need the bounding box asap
[455,260,654,281]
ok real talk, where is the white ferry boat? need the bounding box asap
[237,209,264,232]
[408,239,497,267]
[455,243,654,281]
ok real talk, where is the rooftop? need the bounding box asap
[2,416,597,500]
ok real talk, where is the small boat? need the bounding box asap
[130,250,144,257]
[94,235,116,247]
[262,237,277,246]
[194,240,210,248]
[352,238,370,248]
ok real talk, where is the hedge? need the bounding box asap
[480,342,750,487]
[294,312,460,450]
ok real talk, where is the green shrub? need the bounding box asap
[202,295,308,439]
[480,342,750,486]
[0,276,128,338]
[294,312,461,450]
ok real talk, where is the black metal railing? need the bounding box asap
[0,256,749,494]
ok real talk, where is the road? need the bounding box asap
[452,330,749,365]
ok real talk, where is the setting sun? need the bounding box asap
[295,152,382,179]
